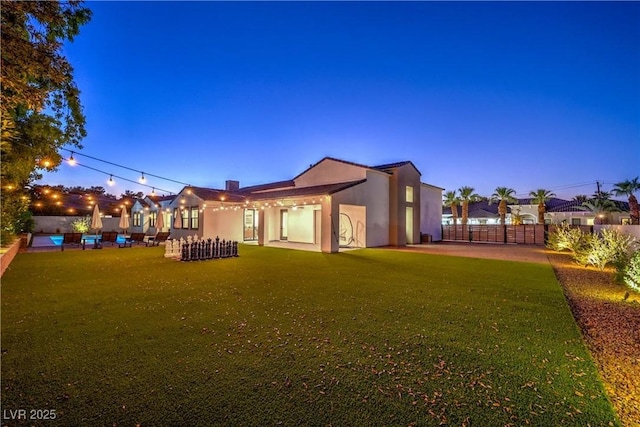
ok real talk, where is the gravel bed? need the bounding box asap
[548,251,640,426]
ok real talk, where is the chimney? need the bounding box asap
[225,180,240,192]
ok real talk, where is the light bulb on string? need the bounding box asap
[68,152,76,166]
[139,172,146,184]
[108,175,115,186]
[151,187,156,196]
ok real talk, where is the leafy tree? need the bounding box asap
[443,190,460,225]
[612,177,640,225]
[529,189,556,224]
[1,1,91,243]
[489,187,517,226]
[122,190,144,199]
[458,186,480,226]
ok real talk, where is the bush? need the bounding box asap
[71,217,90,233]
[548,226,638,275]
[624,251,640,292]
[547,223,587,254]
[583,229,636,271]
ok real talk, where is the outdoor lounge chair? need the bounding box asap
[128,232,149,246]
[95,231,119,248]
[61,232,85,251]
[119,232,148,248]
[147,231,170,246]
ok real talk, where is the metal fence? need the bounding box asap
[441,224,594,245]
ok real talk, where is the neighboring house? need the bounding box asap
[443,198,631,225]
[130,195,175,235]
[168,157,443,253]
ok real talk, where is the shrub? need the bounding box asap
[71,217,90,233]
[584,228,637,272]
[624,251,640,292]
[547,223,587,254]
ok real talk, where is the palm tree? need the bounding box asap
[443,190,460,225]
[529,189,556,224]
[612,177,640,225]
[458,186,480,226]
[579,198,621,224]
[489,187,517,225]
[572,194,588,203]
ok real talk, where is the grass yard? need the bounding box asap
[1,245,618,426]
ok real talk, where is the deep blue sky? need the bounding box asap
[41,1,640,200]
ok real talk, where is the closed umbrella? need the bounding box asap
[119,206,130,235]
[173,208,182,229]
[155,208,165,232]
[91,204,103,233]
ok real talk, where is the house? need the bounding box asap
[443,198,631,225]
[167,157,443,253]
[130,195,175,234]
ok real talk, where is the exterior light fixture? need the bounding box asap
[68,152,76,166]
[151,187,156,196]
[108,175,115,186]
[139,172,146,184]
[180,196,185,204]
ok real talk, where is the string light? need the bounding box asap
[139,172,146,184]
[108,175,115,186]
[68,152,76,166]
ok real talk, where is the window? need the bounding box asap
[132,211,142,227]
[405,186,414,203]
[571,218,581,226]
[149,211,157,227]
[190,207,199,229]
[181,208,189,229]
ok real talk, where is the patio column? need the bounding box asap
[257,208,265,246]
[321,196,339,253]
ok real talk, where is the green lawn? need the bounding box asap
[1,245,618,426]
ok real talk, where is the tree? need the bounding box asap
[1,1,91,243]
[573,195,588,203]
[612,177,640,225]
[529,189,556,224]
[122,190,144,200]
[579,198,621,225]
[458,186,480,226]
[489,187,517,226]
[443,190,460,225]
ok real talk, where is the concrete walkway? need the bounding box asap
[389,241,550,264]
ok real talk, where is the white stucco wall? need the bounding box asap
[294,158,368,187]
[594,224,640,240]
[332,170,390,247]
[420,184,443,241]
[339,204,366,247]
[287,207,315,243]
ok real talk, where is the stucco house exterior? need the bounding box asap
[130,195,175,235]
[443,198,631,225]
[167,157,443,253]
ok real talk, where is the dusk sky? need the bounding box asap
[40,1,639,200]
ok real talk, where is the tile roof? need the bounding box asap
[242,179,367,201]
[372,160,422,175]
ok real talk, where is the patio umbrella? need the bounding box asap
[119,206,130,234]
[155,209,165,232]
[173,208,182,229]
[91,204,103,233]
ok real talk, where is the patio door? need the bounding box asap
[280,209,288,241]
[244,209,258,241]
